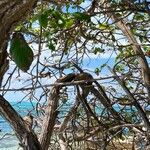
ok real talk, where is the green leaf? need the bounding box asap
[143,46,149,51]
[100,63,107,71]
[38,13,48,28]
[134,13,144,21]
[115,64,125,72]
[93,47,105,54]
[65,19,74,28]
[99,23,107,30]
[66,4,70,13]
[51,10,66,28]
[73,12,90,22]
[131,28,136,34]
[52,10,62,19]
[115,12,122,18]
[95,68,100,76]
[112,35,116,42]
[48,42,55,51]
[49,21,58,28]
[139,36,144,43]
[10,32,34,72]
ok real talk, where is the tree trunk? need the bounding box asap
[58,96,80,150]
[39,83,60,150]
[103,1,150,103]
[112,17,150,102]
[0,1,42,150]
[0,95,42,150]
[0,0,37,86]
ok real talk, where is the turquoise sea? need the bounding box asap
[0,102,35,150]
[0,101,73,149]
[0,98,144,150]
[0,102,35,133]
[0,57,144,149]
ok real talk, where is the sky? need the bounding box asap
[1,0,149,105]
[3,54,116,102]
[1,0,150,137]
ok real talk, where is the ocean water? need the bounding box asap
[0,133,21,150]
[0,101,35,132]
[0,102,34,149]
[0,101,72,149]
[0,100,141,149]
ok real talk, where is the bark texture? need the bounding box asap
[0,95,41,150]
[39,85,60,150]
[0,0,37,86]
[113,17,150,102]
[0,1,41,150]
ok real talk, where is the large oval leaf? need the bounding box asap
[10,32,34,72]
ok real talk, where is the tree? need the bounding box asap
[0,0,150,149]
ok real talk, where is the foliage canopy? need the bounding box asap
[0,0,150,149]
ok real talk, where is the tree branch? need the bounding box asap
[0,95,41,150]
[108,67,150,132]
[0,0,38,86]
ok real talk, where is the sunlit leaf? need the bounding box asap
[99,23,107,30]
[65,19,74,28]
[48,42,55,52]
[73,12,90,22]
[38,12,48,28]
[134,13,144,20]
[93,47,105,54]
[95,68,100,76]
